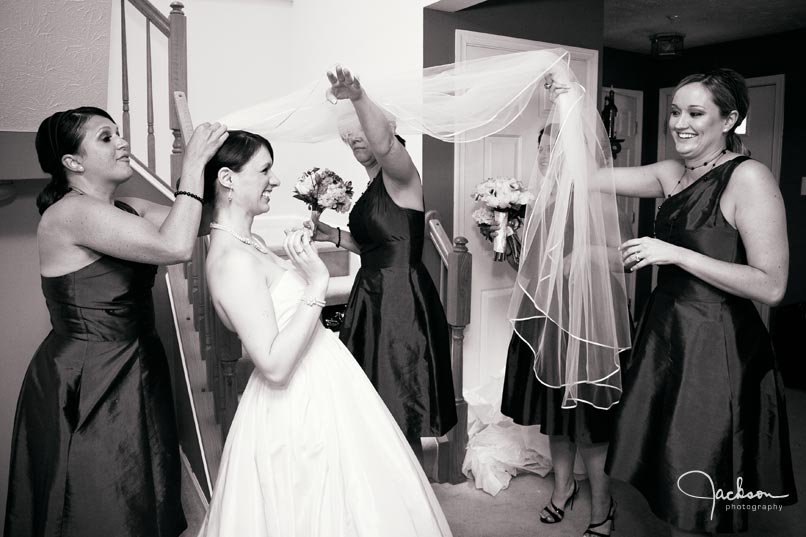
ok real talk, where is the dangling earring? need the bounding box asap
[228,185,233,202]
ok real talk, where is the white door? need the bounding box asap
[656,75,785,326]
[454,30,598,392]
[603,87,643,318]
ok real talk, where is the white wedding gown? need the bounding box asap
[198,269,452,537]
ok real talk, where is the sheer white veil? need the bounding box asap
[219,48,631,409]
[511,79,630,409]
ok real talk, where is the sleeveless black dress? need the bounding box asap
[500,324,624,444]
[341,171,457,438]
[4,202,186,537]
[605,157,797,533]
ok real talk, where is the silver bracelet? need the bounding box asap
[300,296,326,308]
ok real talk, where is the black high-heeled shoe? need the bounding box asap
[539,479,580,524]
[584,497,616,536]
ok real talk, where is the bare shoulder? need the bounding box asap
[37,194,95,236]
[207,247,262,288]
[727,158,780,200]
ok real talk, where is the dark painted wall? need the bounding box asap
[422,0,604,273]
[604,29,806,311]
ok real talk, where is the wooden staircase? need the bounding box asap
[115,0,474,502]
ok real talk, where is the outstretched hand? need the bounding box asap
[326,65,363,102]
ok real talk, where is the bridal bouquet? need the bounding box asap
[293,167,354,223]
[471,177,533,262]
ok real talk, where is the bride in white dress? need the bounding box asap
[197,129,452,537]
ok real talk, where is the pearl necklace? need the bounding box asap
[209,222,268,254]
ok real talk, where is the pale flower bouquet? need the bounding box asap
[471,177,533,262]
[293,167,354,224]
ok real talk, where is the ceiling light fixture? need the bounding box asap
[650,32,685,59]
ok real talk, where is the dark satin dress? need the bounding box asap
[4,202,186,537]
[500,326,620,444]
[606,157,797,533]
[341,171,457,438]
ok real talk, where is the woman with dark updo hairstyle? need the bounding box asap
[4,106,227,537]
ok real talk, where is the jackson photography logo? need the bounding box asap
[677,470,790,520]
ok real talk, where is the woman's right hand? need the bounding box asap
[284,228,330,292]
[326,65,364,102]
[182,122,229,174]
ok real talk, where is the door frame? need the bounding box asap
[603,86,643,317]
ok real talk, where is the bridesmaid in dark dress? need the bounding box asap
[499,124,628,537]
[552,68,795,535]
[311,65,457,463]
[4,107,227,537]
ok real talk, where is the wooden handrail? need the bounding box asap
[117,0,185,186]
[146,21,156,170]
[168,2,188,187]
[120,0,130,141]
[426,212,453,267]
[129,0,170,36]
[425,210,471,484]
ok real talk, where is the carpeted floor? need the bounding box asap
[182,387,805,537]
[431,387,805,537]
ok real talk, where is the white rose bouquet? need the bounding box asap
[470,177,533,262]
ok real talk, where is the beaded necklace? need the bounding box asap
[667,148,727,198]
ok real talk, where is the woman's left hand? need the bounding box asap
[620,236,681,272]
[326,65,363,102]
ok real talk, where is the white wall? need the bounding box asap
[107,0,427,241]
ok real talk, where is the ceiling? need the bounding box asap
[604,0,806,54]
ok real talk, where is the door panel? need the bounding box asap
[455,30,598,392]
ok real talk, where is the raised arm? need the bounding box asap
[209,230,330,385]
[118,196,214,238]
[43,123,227,264]
[622,160,788,305]
[327,66,419,186]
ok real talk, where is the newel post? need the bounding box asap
[168,2,187,188]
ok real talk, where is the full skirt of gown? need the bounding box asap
[198,270,452,537]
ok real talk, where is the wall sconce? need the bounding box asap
[601,87,624,159]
